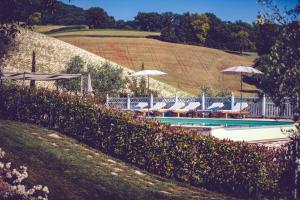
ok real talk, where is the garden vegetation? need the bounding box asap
[0,85,298,199]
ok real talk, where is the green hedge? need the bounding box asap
[0,85,291,198]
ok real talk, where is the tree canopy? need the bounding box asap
[85,7,113,29]
[244,0,300,116]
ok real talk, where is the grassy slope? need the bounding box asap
[33,25,67,33]
[49,29,160,38]
[2,28,187,96]
[0,120,236,200]
[43,26,256,95]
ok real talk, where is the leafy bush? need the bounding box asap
[0,85,294,198]
[60,56,127,97]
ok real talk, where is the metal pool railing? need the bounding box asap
[106,93,295,118]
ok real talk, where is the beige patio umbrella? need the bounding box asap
[221,66,263,116]
[130,70,166,116]
[130,70,166,94]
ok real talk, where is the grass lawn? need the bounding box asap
[0,120,236,200]
[48,29,160,38]
[33,25,67,33]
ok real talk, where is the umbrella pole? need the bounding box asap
[148,75,150,117]
[240,73,243,118]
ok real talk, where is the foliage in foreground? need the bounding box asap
[0,85,297,198]
[0,148,49,200]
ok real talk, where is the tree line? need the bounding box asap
[2,0,282,54]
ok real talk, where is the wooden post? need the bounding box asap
[30,51,36,88]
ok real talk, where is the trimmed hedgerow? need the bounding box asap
[0,85,291,198]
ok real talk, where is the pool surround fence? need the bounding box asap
[106,93,295,119]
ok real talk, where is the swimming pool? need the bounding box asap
[156,117,294,127]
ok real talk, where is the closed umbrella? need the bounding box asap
[130,70,166,115]
[221,66,263,117]
[87,73,94,96]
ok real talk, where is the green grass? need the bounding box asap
[0,120,237,200]
[34,25,160,38]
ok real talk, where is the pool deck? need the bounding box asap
[161,117,296,146]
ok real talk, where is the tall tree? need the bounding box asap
[134,12,162,31]
[245,0,300,117]
[245,22,300,115]
[161,12,178,42]
[255,22,280,56]
[231,30,252,54]
[190,13,210,45]
[205,13,231,49]
[85,7,113,29]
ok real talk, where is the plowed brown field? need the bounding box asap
[59,36,254,95]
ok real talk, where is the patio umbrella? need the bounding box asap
[130,70,166,115]
[87,73,94,96]
[130,70,166,95]
[221,66,263,116]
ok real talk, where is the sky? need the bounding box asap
[60,0,298,23]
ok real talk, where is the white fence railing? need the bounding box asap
[106,93,295,118]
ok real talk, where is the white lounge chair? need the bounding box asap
[131,102,148,110]
[206,102,224,111]
[138,102,167,115]
[156,102,186,117]
[217,102,249,119]
[197,102,224,117]
[171,102,201,117]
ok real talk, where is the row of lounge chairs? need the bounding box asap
[130,101,249,118]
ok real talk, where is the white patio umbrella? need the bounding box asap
[221,66,263,116]
[87,73,94,96]
[130,70,166,95]
[130,70,166,115]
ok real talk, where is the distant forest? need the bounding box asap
[13,0,280,55]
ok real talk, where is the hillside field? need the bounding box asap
[2,28,186,96]
[41,26,256,95]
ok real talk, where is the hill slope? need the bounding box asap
[49,28,255,95]
[0,120,235,200]
[1,29,187,96]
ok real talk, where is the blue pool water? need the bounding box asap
[156,117,294,127]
